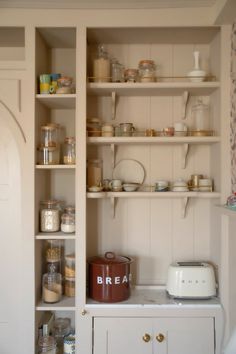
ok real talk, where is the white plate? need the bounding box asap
[112,159,145,185]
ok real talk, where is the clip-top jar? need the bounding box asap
[138,60,156,82]
[93,44,110,82]
[42,263,62,304]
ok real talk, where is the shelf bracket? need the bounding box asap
[111,91,116,120]
[111,143,116,168]
[181,197,189,218]
[181,143,189,169]
[182,90,189,119]
[110,196,117,218]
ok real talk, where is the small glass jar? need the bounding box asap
[53,318,71,354]
[64,206,75,215]
[87,159,103,187]
[65,254,76,278]
[87,118,102,137]
[63,137,76,165]
[42,263,62,304]
[40,200,61,232]
[41,125,58,148]
[111,60,124,82]
[38,335,57,354]
[38,146,60,165]
[124,69,138,83]
[65,277,75,297]
[61,213,75,233]
[138,60,156,82]
[45,240,62,263]
[64,334,75,354]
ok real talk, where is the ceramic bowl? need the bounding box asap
[88,186,103,192]
[123,183,139,192]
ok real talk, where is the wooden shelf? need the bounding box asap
[36,232,76,240]
[87,191,220,199]
[87,82,220,97]
[36,296,75,311]
[35,164,76,169]
[87,136,220,145]
[36,94,76,109]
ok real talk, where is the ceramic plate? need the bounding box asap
[112,159,145,185]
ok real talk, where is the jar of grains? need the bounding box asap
[38,335,57,354]
[45,240,62,263]
[138,60,156,82]
[65,277,75,297]
[40,200,61,232]
[87,118,102,137]
[61,213,75,233]
[63,137,76,165]
[65,254,76,278]
[42,263,62,304]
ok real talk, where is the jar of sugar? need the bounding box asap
[61,213,75,233]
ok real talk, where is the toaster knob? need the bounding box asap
[142,333,151,342]
[156,333,165,342]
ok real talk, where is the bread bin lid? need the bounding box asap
[88,251,132,265]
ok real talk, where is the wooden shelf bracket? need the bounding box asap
[182,143,189,169]
[181,197,189,218]
[111,91,116,120]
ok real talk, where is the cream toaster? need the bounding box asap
[166,261,216,299]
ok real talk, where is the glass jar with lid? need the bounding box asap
[41,125,58,148]
[138,60,156,82]
[124,69,138,83]
[93,44,110,82]
[64,206,75,215]
[63,137,76,165]
[65,254,76,278]
[87,159,103,187]
[45,240,62,263]
[191,98,210,133]
[87,118,102,137]
[42,263,62,304]
[38,146,60,165]
[65,277,75,297]
[38,335,57,354]
[111,60,124,83]
[61,213,75,233]
[40,200,61,232]
[53,318,71,354]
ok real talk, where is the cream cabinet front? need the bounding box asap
[93,317,215,354]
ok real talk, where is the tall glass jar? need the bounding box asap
[38,146,60,165]
[40,200,61,232]
[93,44,110,82]
[42,263,62,304]
[41,125,58,148]
[45,240,62,263]
[111,60,124,82]
[38,335,57,354]
[63,137,76,165]
[191,98,210,132]
[87,159,103,187]
[65,254,76,278]
[138,60,156,82]
[53,318,71,354]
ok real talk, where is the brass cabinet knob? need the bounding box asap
[142,333,151,342]
[81,310,87,316]
[156,333,165,342]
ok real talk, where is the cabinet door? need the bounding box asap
[154,317,214,354]
[93,318,153,354]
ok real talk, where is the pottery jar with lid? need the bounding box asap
[88,251,133,302]
[87,118,102,137]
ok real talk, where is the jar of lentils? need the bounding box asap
[138,60,156,82]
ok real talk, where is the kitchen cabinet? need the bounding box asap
[93,317,214,354]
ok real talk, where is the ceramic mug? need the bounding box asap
[155,180,169,192]
[109,179,122,191]
[174,122,188,136]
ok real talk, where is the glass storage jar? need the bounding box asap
[42,263,62,304]
[38,335,57,354]
[87,159,103,187]
[40,200,61,232]
[93,44,110,82]
[45,240,62,263]
[87,118,102,137]
[191,98,210,133]
[124,69,138,83]
[65,254,76,278]
[65,277,75,297]
[111,60,124,82]
[63,137,76,165]
[64,206,75,215]
[138,60,156,82]
[38,146,60,165]
[53,318,71,354]
[61,213,75,233]
[41,125,58,148]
